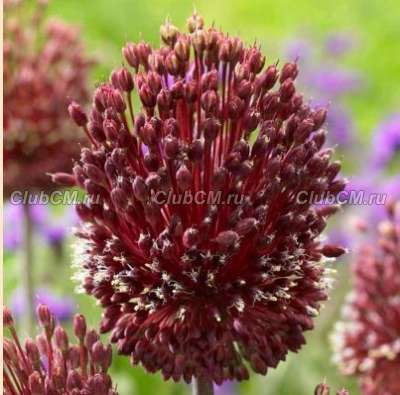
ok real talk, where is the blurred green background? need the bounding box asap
[4,0,400,394]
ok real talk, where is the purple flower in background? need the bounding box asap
[283,38,312,62]
[3,203,78,251]
[307,67,362,96]
[11,288,75,322]
[325,33,354,56]
[3,202,23,251]
[214,382,238,395]
[326,105,354,147]
[32,204,78,246]
[369,114,400,171]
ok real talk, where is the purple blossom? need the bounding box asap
[11,288,75,322]
[283,38,312,63]
[307,67,362,96]
[369,114,400,171]
[3,202,24,251]
[214,382,238,395]
[3,203,78,251]
[324,33,354,57]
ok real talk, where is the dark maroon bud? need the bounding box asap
[329,178,347,194]
[201,90,219,114]
[266,157,281,178]
[312,108,327,130]
[215,230,240,250]
[111,187,129,210]
[201,70,218,91]
[3,307,14,327]
[111,89,126,113]
[139,85,156,107]
[235,217,257,235]
[213,167,228,190]
[110,69,120,89]
[291,93,303,112]
[29,372,44,395]
[88,121,106,143]
[250,354,267,375]
[164,135,180,159]
[185,80,198,102]
[233,140,250,161]
[170,80,185,99]
[66,370,82,390]
[261,92,279,115]
[37,305,54,333]
[176,164,192,191]
[203,117,220,140]
[68,101,87,126]
[25,338,40,366]
[123,42,139,69]
[326,161,341,181]
[294,118,314,143]
[251,136,268,157]
[228,96,245,119]
[165,52,180,76]
[54,326,69,352]
[133,176,149,202]
[72,165,85,187]
[85,329,100,350]
[76,204,93,222]
[260,64,279,90]
[135,113,146,135]
[137,41,152,65]
[84,163,106,186]
[182,227,200,248]
[118,68,134,92]
[317,204,340,217]
[309,131,325,151]
[147,71,162,94]
[279,78,296,102]
[111,148,127,169]
[141,122,157,146]
[149,53,165,74]
[247,49,265,73]
[237,80,253,99]
[164,117,179,136]
[146,173,161,190]
[243,110,260,132]
[187,139,204,161]
[279,62,299,82]
[174,38,190,61]
[144,153,160,172]
[73,314,87,341]
[50,172,76,186]
[160,20,179,46]
[157,89,172,112]
[103,119,119,141]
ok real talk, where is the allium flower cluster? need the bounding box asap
[332,201,400,395]
[3,0,93,196]
[3,305,117,395]
[57,13,346,384]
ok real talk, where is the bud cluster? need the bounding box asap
[3,305,117,395]
[58,12,346,383]
[332,201,400,395]
[3,0,93,196]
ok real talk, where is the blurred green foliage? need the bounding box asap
[5,0,400,394]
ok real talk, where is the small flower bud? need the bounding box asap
[73,314,87,341]
[54,326,69,352]
[176,164,192,191]
[182,227,200,248]
[68,101,88,126]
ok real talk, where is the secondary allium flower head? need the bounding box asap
[55,13,346,384]
[3,0,93,196]
[332,201,400,395]
[3,305,118,394]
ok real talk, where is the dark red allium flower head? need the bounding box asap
[3,305,118,395]
[332,201,400,395]
[57,12,346,384]
[3,0,93,196]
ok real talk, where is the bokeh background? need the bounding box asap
[4,0,400,394]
